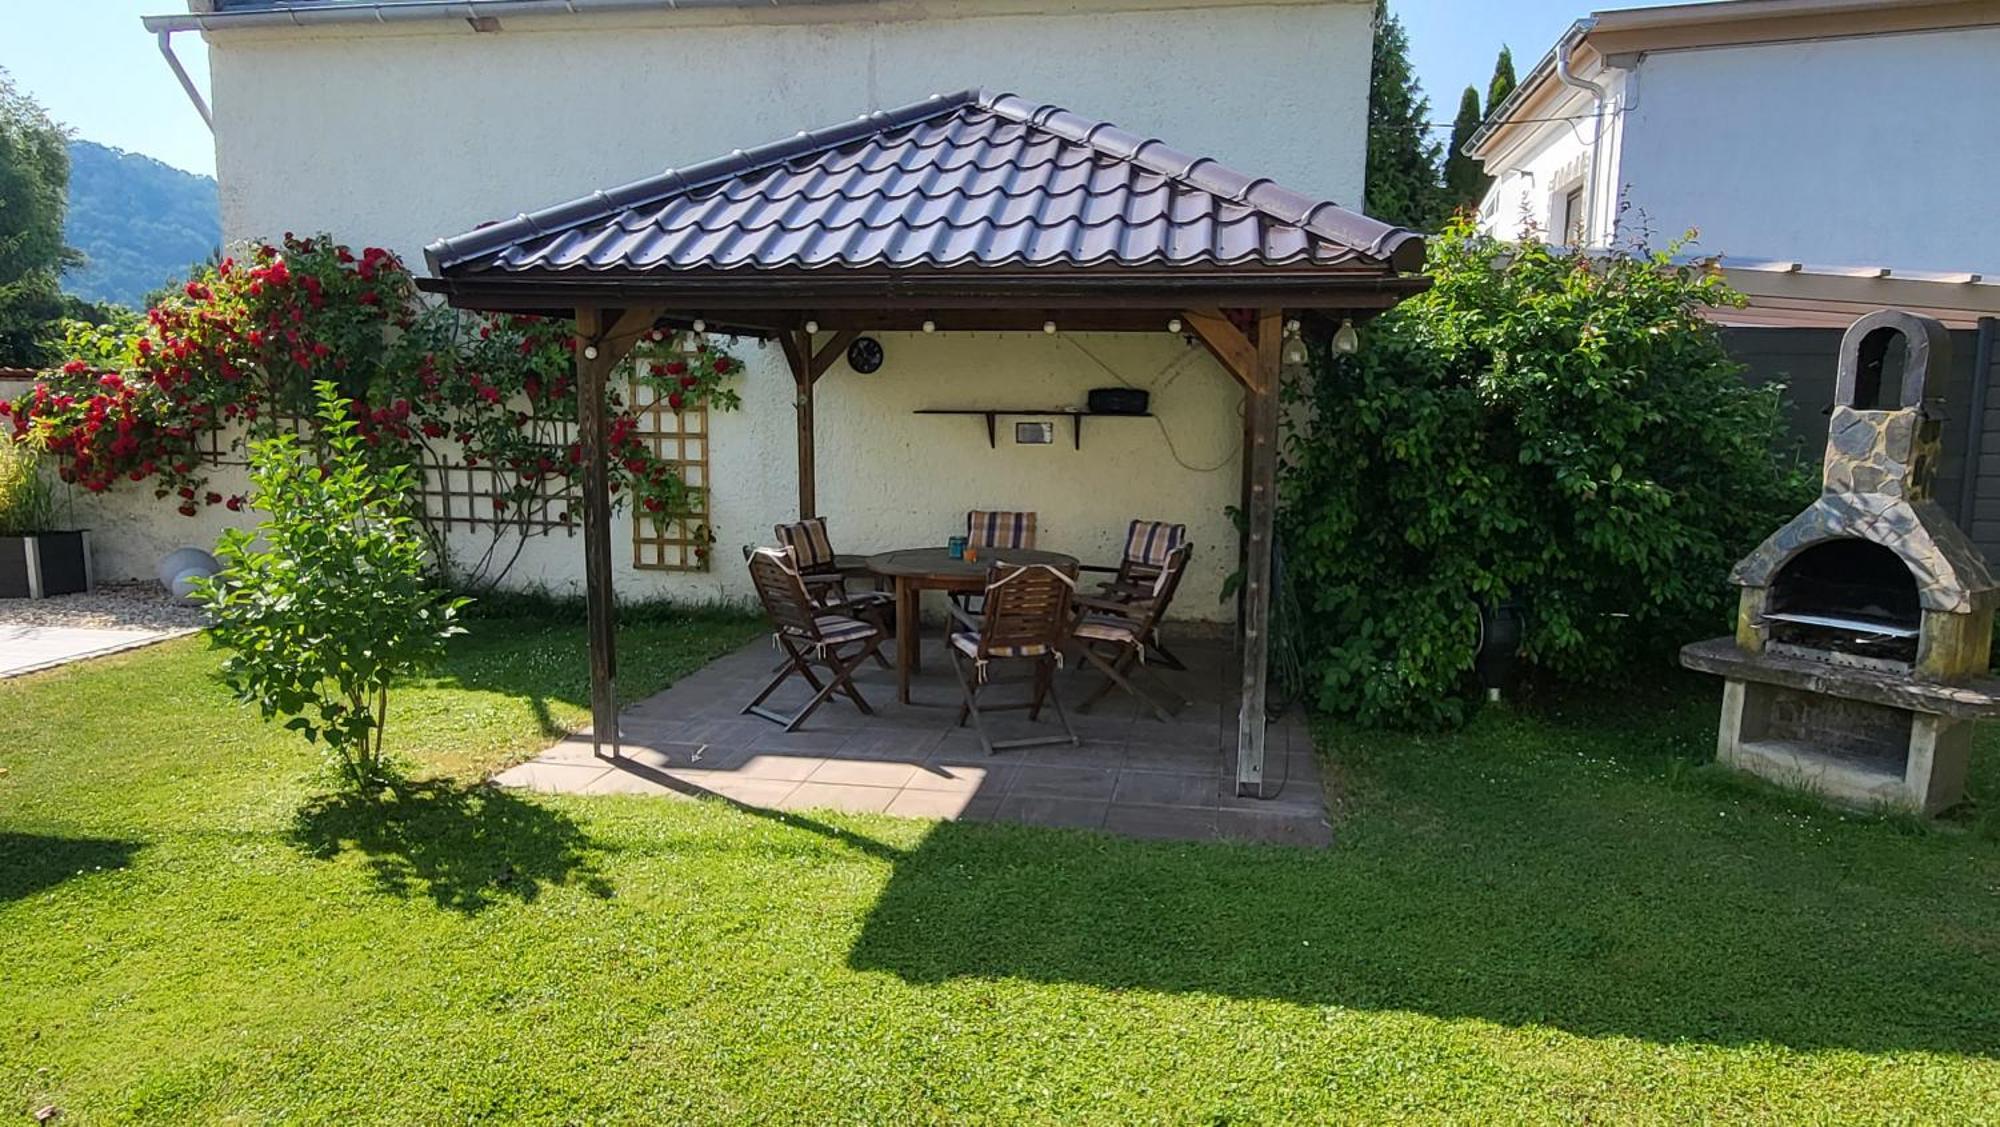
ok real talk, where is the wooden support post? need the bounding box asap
[574,305,660,759]
[1235,309,1283,798]
[1183,306,1283,799]
[576,305,620,757]
[779,328,860,521]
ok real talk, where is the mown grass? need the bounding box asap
[2,618,1996,1123]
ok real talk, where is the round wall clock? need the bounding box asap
[846,335,885,374]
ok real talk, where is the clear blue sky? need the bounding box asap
[0,1,1713,181]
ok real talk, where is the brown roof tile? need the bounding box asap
[425,89,1423,279]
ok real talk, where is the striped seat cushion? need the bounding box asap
[1122,520,1188,567]
[804,615,878,646]
[951,632,1055,660]
[1074,613,1143,645]
[967,510,1037,549]
[774,518,838,572]
[833,590,896,610]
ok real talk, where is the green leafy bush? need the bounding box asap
[1281,220,1812,727]
[197,382,467,789]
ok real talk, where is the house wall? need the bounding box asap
[56,0,1373,619]
[1481,26,2000,272]
[1472,74,1627,249]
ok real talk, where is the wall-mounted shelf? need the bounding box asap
[913,408,1153,450]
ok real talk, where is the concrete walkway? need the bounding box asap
[497,633,1331,845]
[0,623,195,679]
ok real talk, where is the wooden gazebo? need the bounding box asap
[421,89,1426,798]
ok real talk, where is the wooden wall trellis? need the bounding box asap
[186,382,714,572]
[628,378,712,572]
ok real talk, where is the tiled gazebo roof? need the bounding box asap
[425,88,1424,281]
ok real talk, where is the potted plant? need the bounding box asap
[0,437,90,599]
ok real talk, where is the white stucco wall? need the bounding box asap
[1472,73,1627,249]
[1478,26,2000,273]
[206,0,1372,266]
[1617,27,2000,273]
[47,1,1368,619]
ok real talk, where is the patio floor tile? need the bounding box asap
[786,781,899,814]
[805,758,922,789]
[497,634,1327,846]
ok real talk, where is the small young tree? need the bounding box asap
[198,381,466,789]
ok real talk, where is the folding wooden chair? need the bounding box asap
[956,510,1039,613]
[947,560,1080,755]
[1072,542,1192,723]
[1079,519,1189,668]
[741,547,886,731]
[775,517,894,667]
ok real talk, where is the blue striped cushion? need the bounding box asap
[1122,520,1187,567]
[967,510,1036,550]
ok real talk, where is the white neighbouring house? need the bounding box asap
[96,0,1390,621]
[1467,0,2000,286]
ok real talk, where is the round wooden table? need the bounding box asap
[867,547,1080,704]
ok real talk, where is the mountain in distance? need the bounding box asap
[62,139,221,309]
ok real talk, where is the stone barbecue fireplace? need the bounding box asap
[1682,310,2000,814]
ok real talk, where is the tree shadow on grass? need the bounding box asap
[848,801,2000,1057]
[0,832,143,902]
[286,779,610,913]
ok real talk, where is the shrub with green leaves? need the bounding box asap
[197,382,467,788]
[1281,219,1812,728]
[0,435,57,535]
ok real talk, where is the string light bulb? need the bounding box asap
[1332,317,1361,356]
[692,319,706,333]
[1043,321,1058,335]
[805,320,820,335]
[582,345,599,360]
[923,320,937,334]
[1281,320,1307,367]
[1167,317,1183,334]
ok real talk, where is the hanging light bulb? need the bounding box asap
[922,320,937,334]
[1043,321,1058,335]
[582,345,599,360]
[804,319,820,335]
[1167,317,1183,334]
[1332,317,1361,355]
[1281,320,1307,367]
[692,318,707,334]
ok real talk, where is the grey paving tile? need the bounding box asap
[995,794,1109,831]
[839,727,946,760]
[731,753,829,782]
[784,782,898,815]
[806,758,922,789]
[902,761,1012,794]
[1112,769,1220,809]
[1104,802,1218,841]
[493,760,611,794]
[1010,765,1119,802]
[885,788,980,820]
[748,726,855,755]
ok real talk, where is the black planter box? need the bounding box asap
[0,531,92,599]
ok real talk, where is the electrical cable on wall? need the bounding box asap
[1063,338,1240,474]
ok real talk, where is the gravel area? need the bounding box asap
[0,581,208,632]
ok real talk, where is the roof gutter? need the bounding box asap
[142,0,853,34]
[1552,17,1604,247]
[156,30,213,131]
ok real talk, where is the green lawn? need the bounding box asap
[3,613,1997,1123]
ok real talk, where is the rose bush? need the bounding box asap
[2,233,741,583]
